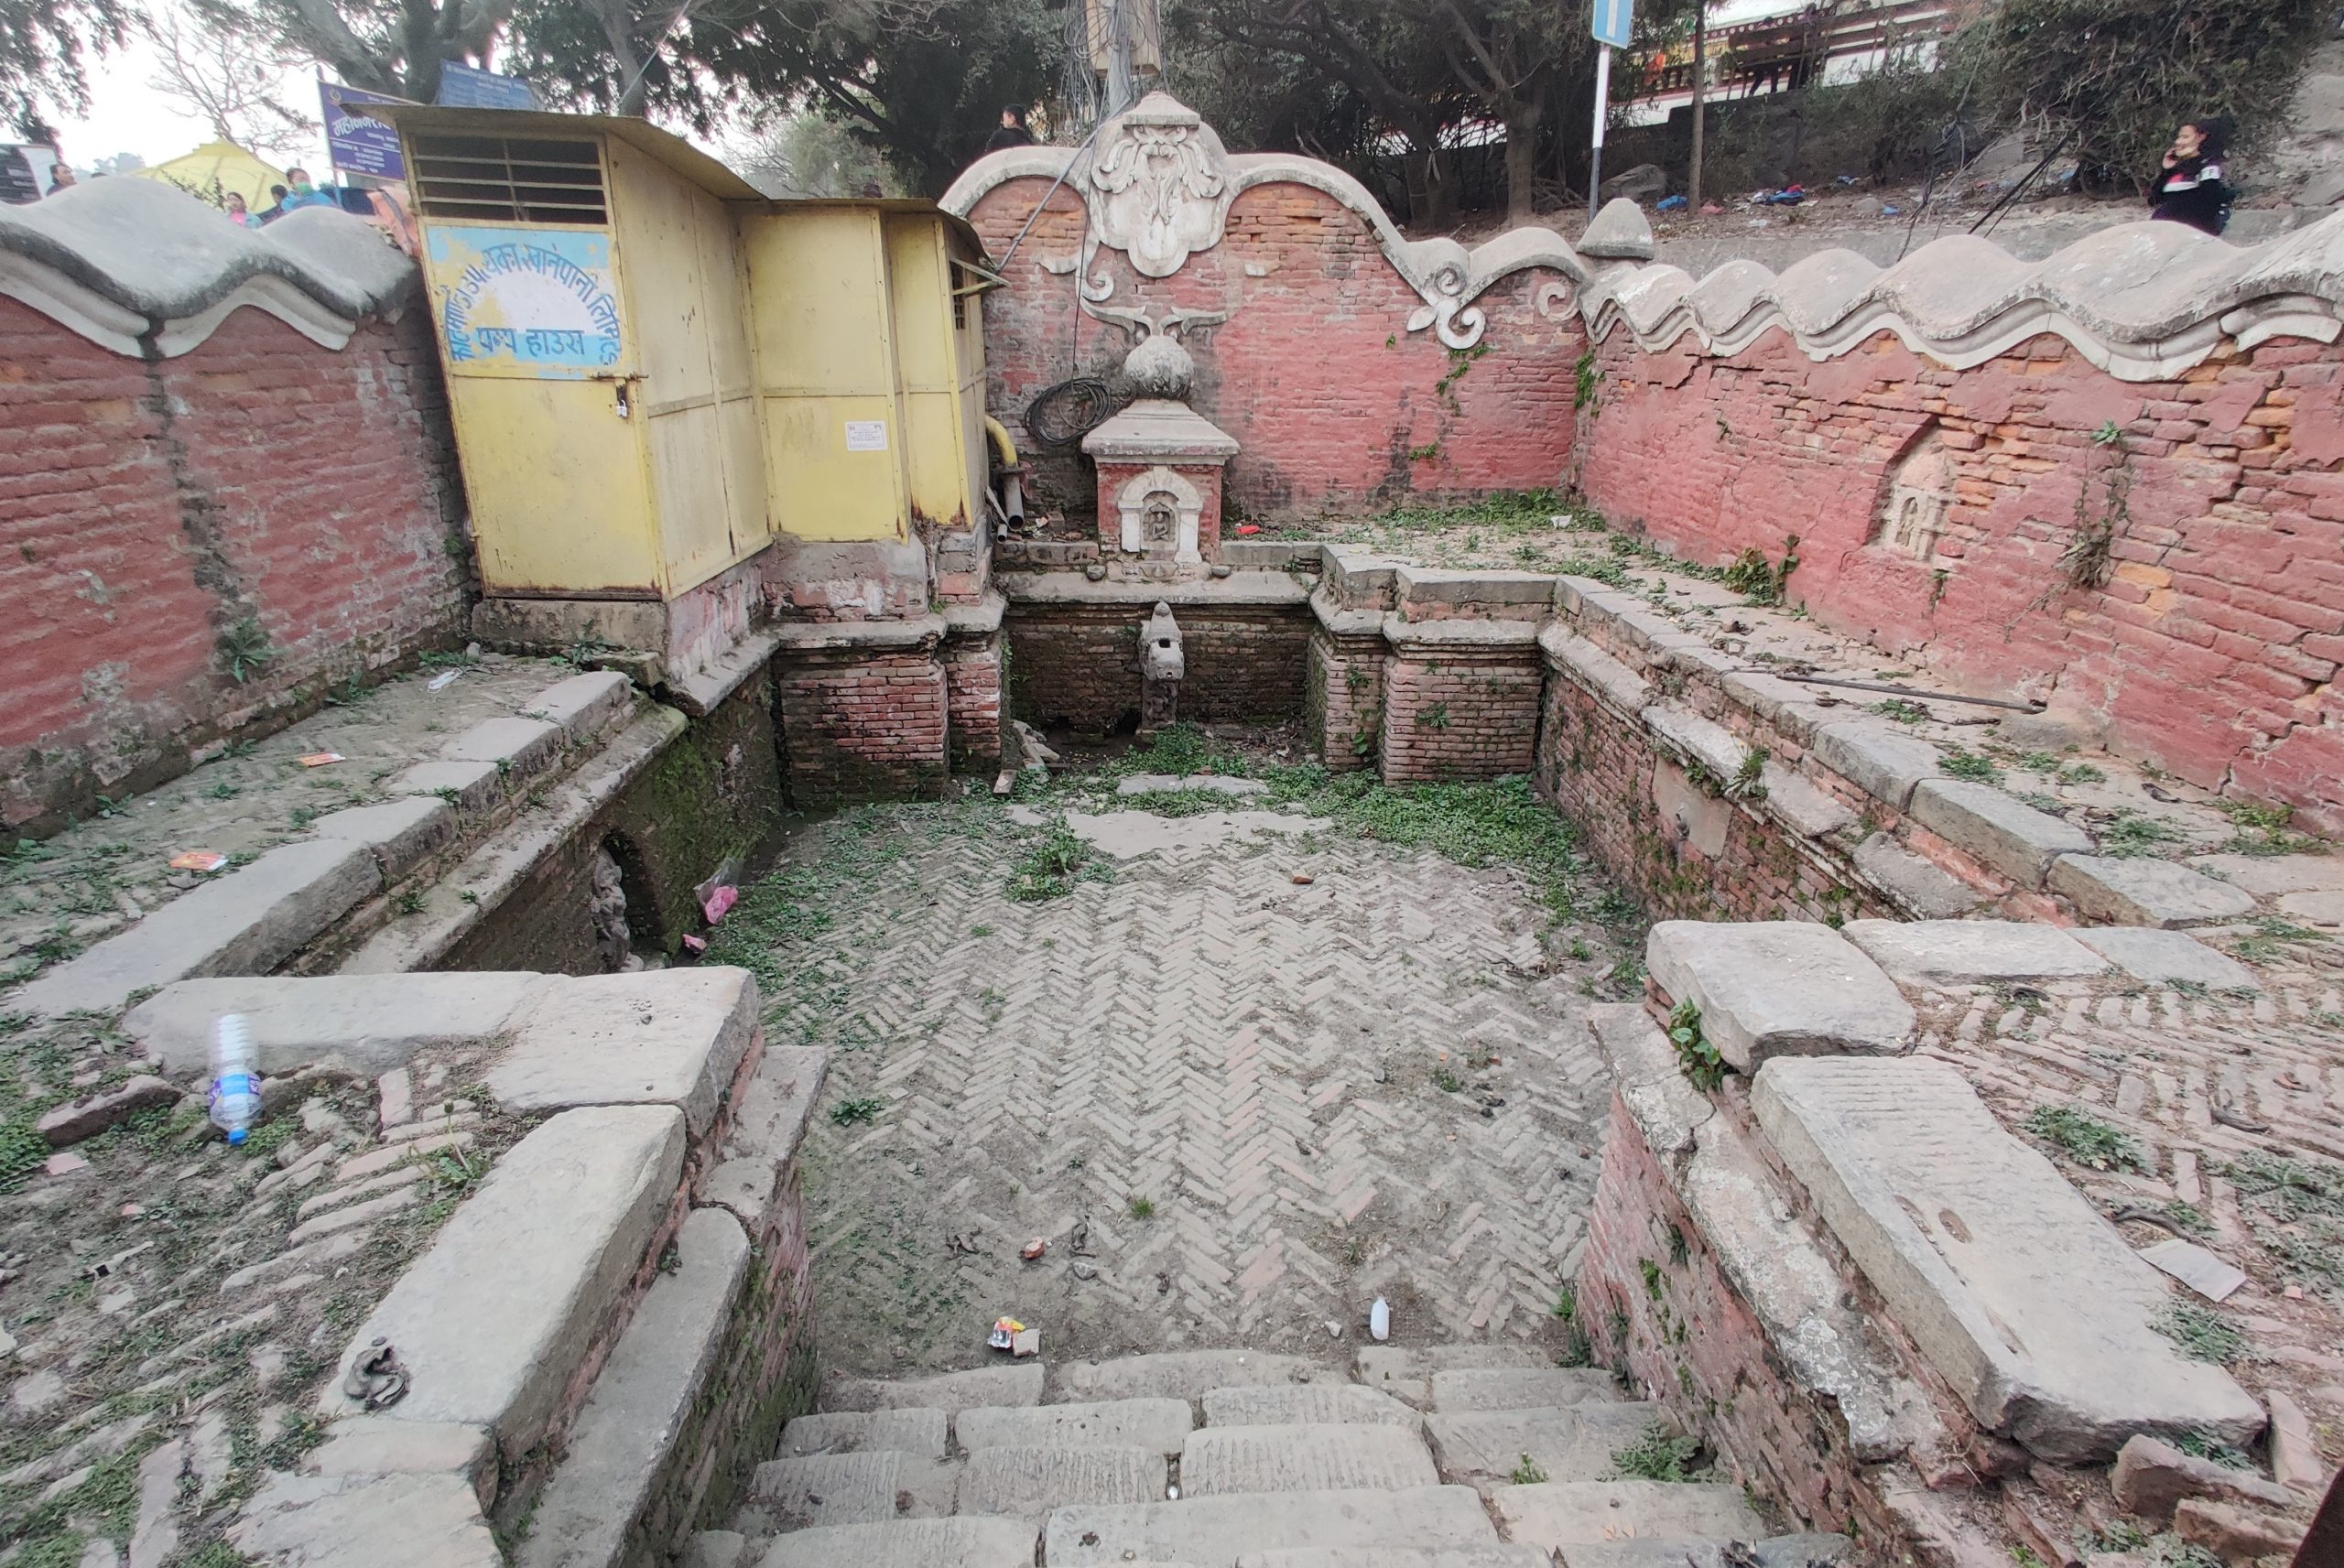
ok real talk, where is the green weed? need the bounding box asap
[1007,825,1098,902]
[1666,1000,1726,1091]
[1938,749,2001,784]
[830,1097,884,1127]
[1126,1195,1156,1220]
[1608,1424,1703,1482]
[1509,1454,1547,1485]
[2023,1105,2145,1172]
[2098,809,2182,858]
[2155,1303,2244,1364]
[1872,698,1928,725]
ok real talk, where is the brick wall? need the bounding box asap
[775,647,951,804]
[1006,602,1311,734]
[0,297,467,838]
[1377,646,1544,784]
[1577,329,2344,831]
[1305,628,1386,772]
[964,178,1584,522]
[945,634,1008,769]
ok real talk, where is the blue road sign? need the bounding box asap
[321,82,411,179]
[438,61,539,110]
[1592,0,1635,49]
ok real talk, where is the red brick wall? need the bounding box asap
[1005,602,1310,734]
[944,635,1007,768]
[774,648,950,804]
[0,297,465,836]
[964,178,1584,522]
[1305,630,1385,773]
[1377,647,1544,783]
[1576,330,2344,831]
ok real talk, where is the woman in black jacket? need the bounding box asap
[2149,119,2230,236]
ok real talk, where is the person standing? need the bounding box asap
[2149,119,2230,236]
[984,105,1035,153]
[277,168,337,213]
[225,191,261,229]
[44,162,75,195]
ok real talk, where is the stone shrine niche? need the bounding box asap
[1878,431,1957,565]
[1118,470,1202,562]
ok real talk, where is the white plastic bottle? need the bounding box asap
[208,1013,262,1146]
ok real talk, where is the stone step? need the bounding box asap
[1180,1423,1438,1497]
[1053,1350,1318,1404]
[1427,1368,1618,1413]
[774,1408,947,1460]
[1043,1485,1499,1566]
[1202,1383,1418,1428]
[1492,1481,1768,1552]
[1353,1346,1555,1411]
[1558,1536,1856,1568]
[1237,1550,1553,1568]
[1423,1402,1670,1484]
[819,1361,1042,1414]
[957,1397,1192,1454]
[743,1451,959,1530]
[746,1517,1037,1568]
[959,1443,1167,1517]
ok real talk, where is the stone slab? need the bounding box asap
[1054,1351,1314,1404]
[1119,774,1270,797]
[522,671,633,742]
[1353,1346,1553,1411]
[303,1419,494,1509]
[1201,1384,1418,1428]
[1182,1423,1438,1495]
[1750,1055,2264,1462]
[959,1444,1167,1516]
[389,757,504,814]
[822,1361,1042,1413]
[1810,719,1941,808]
[1423,1402,1667,1480]
[2070,927,2262,992]
[1640,705,1747,779]
[319,1105,686,1458]
[441,714,565,778]
[776,1408,948,1458]
[684,1531,748,1568]
[1539,626,1650,711]
[1841,920,2109,986]
[1852,833,1986,918]
[752,1517,1037,1568]
[2181,854,2344,898]
[749,1450,953,1529]
[1908,779,2094,888]
[2280,888,2344,926]
[1240,1551,1552,1568]
[1761,764,1856,838]
[12,839,380,1016]
[307,795,459,883]
[1043,1485,1498,1566]
[958,1398,1192,1454]
[1644,921,1915,1070]
[233,1470,501,1568]
[1426,1369,1619,1414]
[515,1206,749,1568]
[487,968,757,1137]
[126,972,548,1078]
[2049,855,2257,928]
[1493,1481,1766,1550]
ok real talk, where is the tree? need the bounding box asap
[1961,0,2331,192]
[146,9,319,156]
[1,0,130,138]
[731,110,898,197]
[190,0,510,104]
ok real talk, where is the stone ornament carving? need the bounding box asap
[1139,600,1184,736]
[1115,466,1204,561]
[1880,436,1956,563]
[941,92,1596,351]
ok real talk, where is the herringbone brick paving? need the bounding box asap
[756,804,1623,1375]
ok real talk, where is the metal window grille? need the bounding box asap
[410,135,608,225]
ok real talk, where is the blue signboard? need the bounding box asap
[1592,0,1634,49]
[438,61,539,110]
[320,82,411,179]
[427,226,623,378]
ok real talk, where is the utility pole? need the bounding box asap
[1589,0,1634,219]
[1688,4,1707,211]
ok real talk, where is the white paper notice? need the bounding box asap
[843,420,889,452]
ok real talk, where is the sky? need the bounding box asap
[50,13,331,174]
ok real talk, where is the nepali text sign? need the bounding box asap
[438,62,538,109]
[1592,0,1634,49]
[426,226,623,378]
[321,82,411,178]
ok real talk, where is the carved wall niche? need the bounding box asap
[1877,430,1958,565]
[1115,466,1203,561]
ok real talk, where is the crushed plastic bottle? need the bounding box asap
[1369,1296,1391,1342]
[208,1013,262,1146]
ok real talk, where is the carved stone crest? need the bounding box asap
[1086,93,1233,279]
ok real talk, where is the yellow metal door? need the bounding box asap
[423,218,657,596]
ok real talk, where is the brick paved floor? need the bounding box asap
[756,801,1631,1375]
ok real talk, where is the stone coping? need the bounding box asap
[997,570,1313,607]
[768,615,947,652]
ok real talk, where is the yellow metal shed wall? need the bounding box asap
[741,206,906,543]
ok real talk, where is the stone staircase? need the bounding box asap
[687,1347,1852,1568]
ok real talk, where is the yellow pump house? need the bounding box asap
[374,107,993,606]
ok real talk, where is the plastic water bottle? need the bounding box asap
[1369,1296,1391,1342]
[208,1014,261,1145]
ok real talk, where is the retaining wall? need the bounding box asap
[0,187,465,839]
[1004,575,1315,736]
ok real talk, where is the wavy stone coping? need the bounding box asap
[5,669,643,1020]
[0,175,418,357]
[1752,1054,2264,1462]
